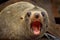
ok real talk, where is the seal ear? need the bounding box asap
[41,11,49,28]
[20,16,23,20]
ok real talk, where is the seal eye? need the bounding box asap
[27,12,31,17]
[41,12,45,17]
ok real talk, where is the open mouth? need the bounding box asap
[30,21,42,35]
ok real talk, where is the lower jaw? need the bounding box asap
[30,27,41,36]
[33,30,40,36]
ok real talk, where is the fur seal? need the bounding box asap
[0,1,49,40]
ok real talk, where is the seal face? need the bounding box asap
[30,11,42,35]
[25,11,47,36]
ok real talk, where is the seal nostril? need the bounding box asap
[35,15,39,18]
[35,13,39,18]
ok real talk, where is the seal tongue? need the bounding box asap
[31,21,41,35]
[32,26,40,35]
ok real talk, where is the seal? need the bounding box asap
[0,1,49,40]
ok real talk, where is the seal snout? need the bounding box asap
[34,13,39,19]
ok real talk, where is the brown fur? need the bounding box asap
[0,1,49,40]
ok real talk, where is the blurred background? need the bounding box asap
[0,0,60,38]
